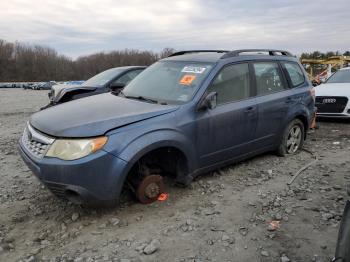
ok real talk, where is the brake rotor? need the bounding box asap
[136,175,165,204]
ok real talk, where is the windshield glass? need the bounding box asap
[121,61,214,104]
[326,69,350,83]
[82,68,123,87]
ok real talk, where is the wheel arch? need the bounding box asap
[114,131,196,196]
[294,114,309,139]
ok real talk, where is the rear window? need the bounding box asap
[253,62,287,95]
[283,62,305,87]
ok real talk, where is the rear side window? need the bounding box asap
[207,63,250,105]
[283,62,305,87]
[253,62,286,95]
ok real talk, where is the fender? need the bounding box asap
[287,104,312,127]
[118,129,196,169]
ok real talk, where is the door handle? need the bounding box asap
[244,106,256,113]
[285,98,293,104]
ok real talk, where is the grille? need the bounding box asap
[315,96,348,113]
[21,124,54,158]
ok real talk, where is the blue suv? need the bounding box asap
[18,49,316,205]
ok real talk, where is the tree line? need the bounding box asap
[1,38,349,82]
[300,51,350,60]
[0,39,174,82]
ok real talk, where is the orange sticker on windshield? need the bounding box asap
[179,75,196,85]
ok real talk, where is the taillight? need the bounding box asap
[309,87,315,102]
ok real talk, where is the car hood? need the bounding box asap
[53,85,98,102]
[52,84,81,94]
[30,93,179,138]
[315,83,350,97]
[53,84,96,96]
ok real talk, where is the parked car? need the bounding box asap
[35,81,57,90]
[315,67,350,118]
[65,80,85,85]
[18,49,315,205]
[45,66,145,108]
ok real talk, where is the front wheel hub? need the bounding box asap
[136,175,165,204]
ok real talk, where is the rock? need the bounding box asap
[109,218,120,226]
[267,224,276,231]
[186,219,193,225]
[71,213,80,222]
[239,227,248,236]
[98,223,107,229]
[61,223,67,231]
[222,234,230,241]
[333,185,342,190]
[207,239,214,245]
[322,213,333,221]
[298,193,308,200]
[25,256,36,262]
[143,239,160,255]
[120,259,131,262]
[261,250,269,257]
[281,254,290,262]
[221,234,235,244]
[275,213,282,220]
[135,243,147,253]
[285,208,292,214]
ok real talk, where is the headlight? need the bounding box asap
[46,137,108,160]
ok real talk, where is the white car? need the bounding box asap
[315,67,350,118]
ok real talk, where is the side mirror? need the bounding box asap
[199,92,217,110]
[110,83,125,94]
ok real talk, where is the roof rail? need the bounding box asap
[221,49,293,59]
[168,50,229,57]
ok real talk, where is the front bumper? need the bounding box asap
[18,139,128,204]
[316,96,350,118]
[317,112,350,119]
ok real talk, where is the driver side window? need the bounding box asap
[207,63,250,105]
[113,69,143,86]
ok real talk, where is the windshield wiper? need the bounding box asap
[123,94,158,104]
[119,91,167,104]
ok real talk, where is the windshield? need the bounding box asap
[121,61,214,104]
[82,68,124,87]
[326,69,350,83]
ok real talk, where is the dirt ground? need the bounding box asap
[0,88,349,262]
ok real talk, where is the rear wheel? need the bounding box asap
[277,119,304,156]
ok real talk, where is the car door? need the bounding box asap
[252,61,291,148]
[196,62,258,167]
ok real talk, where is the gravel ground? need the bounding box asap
[0,88,349,262]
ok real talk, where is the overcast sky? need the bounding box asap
[0,0,349,58]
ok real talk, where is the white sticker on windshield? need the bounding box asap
[177,94,189,101]
[181,66,207,74]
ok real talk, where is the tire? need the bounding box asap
[277,119,305,156]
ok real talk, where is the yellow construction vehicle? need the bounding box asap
[301,56,350,85]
